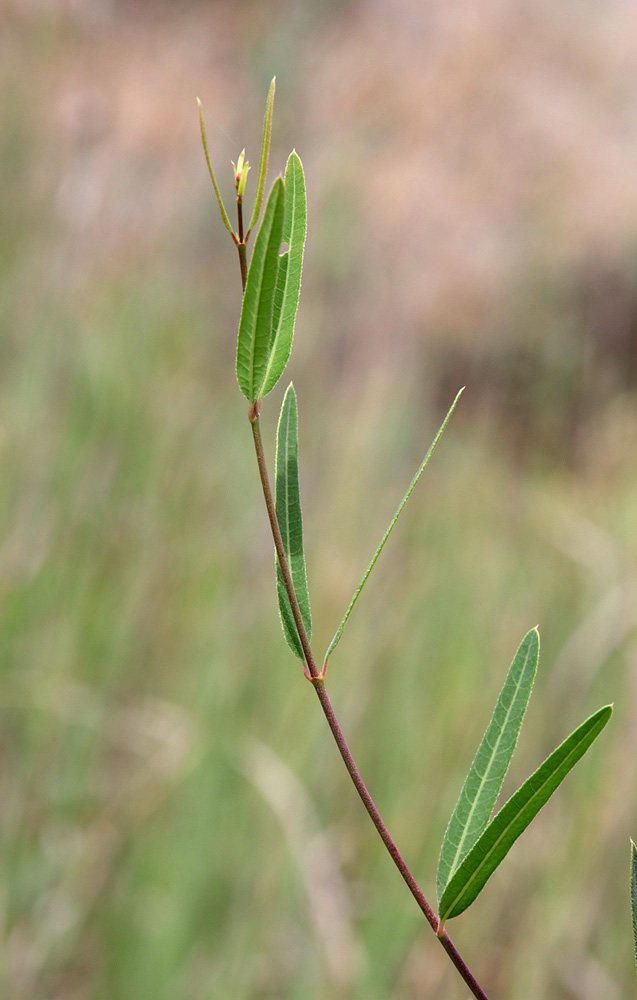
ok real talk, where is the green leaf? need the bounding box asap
[198,98,234,237]
[324,388,464,665]
[437,628,540,904]
[256,152,307,401]
[236,178,285,401]
[248,77,276,235]
[439,704,612,923]
[274,384,312,659]
[270,248,289,347]
[630,840,637,965]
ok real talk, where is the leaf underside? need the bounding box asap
[236,154,307,404]
[274,383,312,659]
[236,177,284,402]
[437,628,540,904]
[257,152,307,401]
[438,704,612,922]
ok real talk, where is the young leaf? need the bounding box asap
[438,704,612,923]
[437,628,540,904]
[236,178,284,401]
[324,388,464,665]
[197,98,234,238]
[631,839,637,969]
[275,384,312,659]
[256,152,307,401]
[248,77,276,235]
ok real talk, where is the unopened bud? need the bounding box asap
[231,149,250,198]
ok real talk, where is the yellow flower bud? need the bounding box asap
[237,160,250,198]
[231,149,250,198]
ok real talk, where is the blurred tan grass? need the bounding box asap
[1,2,636,998]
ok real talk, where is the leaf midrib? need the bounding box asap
[258,172,298,398]
[440,718,602,919]
[248,204,278,400]
[444,640,534,886]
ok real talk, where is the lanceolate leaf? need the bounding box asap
[257,152,307,401]
[197,98,234,237]
[270,249,289,349]
[437,628,540,904]
[275,384,312,659]
[439,704,612,923]
[236,178,284,401]
[631,839,637,968]
[248,77,276,235]
[324,388,464,665]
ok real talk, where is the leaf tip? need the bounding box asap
[282,381,297,407]
[450,386,465,408]
[594,703,613,730]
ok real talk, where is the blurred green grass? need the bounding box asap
[1,255,635,999]
[2,6,637,999]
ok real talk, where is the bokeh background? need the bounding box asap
[2,1,637,998]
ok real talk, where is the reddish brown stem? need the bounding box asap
[238,197,489,1000]
[249,417,490,1000]
[237,199,248,290]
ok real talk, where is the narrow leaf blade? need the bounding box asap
[437,628,540,903]
[257,152,307,400]
[274,384,312,658]
[236,178,284,401]
[630,840,637,965]
[248,77,276,234]
[270,250,289,349]
[198,98,234,236]
[324,388,464,664]
[439,704,612,922]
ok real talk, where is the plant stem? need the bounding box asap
[237,201,490,1000]
[237,199,248,291]
[249,415,490,1000]
[250,416,316,673]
